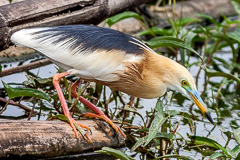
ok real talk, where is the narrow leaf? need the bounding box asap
[106,11,144,27]
[157,154,194,160]
[138,27,173,36]
[145,38,202,61]
[130,137,147,152]
[233,128,240,145]
[189,136,231,158]
[51,114,69,121]
[203,67,240,85]
[227,28,240,43]
[197,14,221,27]
[155,132,176,140]
[175,17,199,27]
[144,101,167,146]
[95,147,133,160]
[2,81,51,102]
[232,0,240,15]
[210,152,225,159]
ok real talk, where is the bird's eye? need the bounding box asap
[181,80,188,86]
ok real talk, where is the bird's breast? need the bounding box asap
[93,57,167,99]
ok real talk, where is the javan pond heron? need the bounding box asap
[11,25,214,142]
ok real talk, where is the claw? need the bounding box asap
[66,114,92,143]
[84,112,126,138]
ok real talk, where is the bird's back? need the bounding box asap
[11,25,151,81]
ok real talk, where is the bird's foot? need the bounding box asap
[66,113,92,143]
[84,112,126,138]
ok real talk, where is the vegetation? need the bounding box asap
[1,0,240,159]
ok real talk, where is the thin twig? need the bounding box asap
[173,112,185,134]
[0,99,10,115]
[0,97,33,112]
[115,91,126,106]
[104,92,113,117]
[27,98,36,120]
[0,59,52,77]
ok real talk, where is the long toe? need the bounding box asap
[67,115,92,143]
[84,112,126,138]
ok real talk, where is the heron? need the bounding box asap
[11,25,214,142]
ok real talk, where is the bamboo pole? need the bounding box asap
[0,120,125,159]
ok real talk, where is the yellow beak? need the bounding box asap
[187,89,214,124]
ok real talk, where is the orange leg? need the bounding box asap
[53,72,91,142]
[71,79,126,138]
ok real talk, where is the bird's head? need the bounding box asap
[165,61,214,124]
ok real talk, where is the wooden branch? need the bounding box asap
[0,120,125,158]
[0,97,34,112]
[0,0,152,51]
[0,58,52,77]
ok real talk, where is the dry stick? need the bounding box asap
[173,112,185,134]
[0,99,10,115]
[0,59,52,77]
[27,98,36,120]
[115,91,126,106]
[104,92,113,118]
[0,97,33,112]
[206,40,221,67]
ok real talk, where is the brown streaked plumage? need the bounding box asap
[10,25,214,142]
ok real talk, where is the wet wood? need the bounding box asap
[0,0,152,51]
[0,120,125,159]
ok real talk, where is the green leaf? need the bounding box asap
[227,28,240,43]
[213,56,231,69]
[51,114,69,121]
[233,128,240,145]
[157,154,194,160]
[164,110,180,116]
[232,0,240,15]
[106,11,144,27]
[203,67,240,85]
[37,78,53,85]
[2,81,51,102]
[138,27,173,36]
[95,147,133,160]
[232,145,240,155]
[175,17,199,27]
[210,152,225,159]
[147,36,183,43]
[197,14,221,27]
[189,136,231,158]
[130,137,147,152]
[227,145,239,158]
[155,132,176,140]
[144,101,168,146]
[145,38,202,61]
[210,32,237,62]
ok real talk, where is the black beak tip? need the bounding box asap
[205,112,214,125]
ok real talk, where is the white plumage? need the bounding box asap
[11,26,146,81]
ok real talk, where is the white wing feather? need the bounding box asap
[11,26,146,81]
